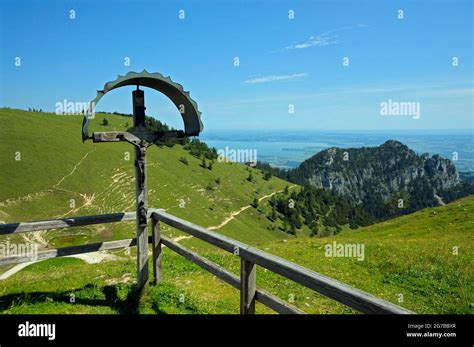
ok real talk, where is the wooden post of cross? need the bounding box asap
[132,87,149,290]
[92,87,157,291]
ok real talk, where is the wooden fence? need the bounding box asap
[0,209,413,314]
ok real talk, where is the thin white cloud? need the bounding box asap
[283,24,368,50]
[285,35,338,50]
[244,73,307,84]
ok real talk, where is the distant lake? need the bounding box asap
[200,129,474,172]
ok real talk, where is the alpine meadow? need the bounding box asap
[0,109,472,314]
[0,1,473,345]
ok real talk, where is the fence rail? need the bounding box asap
[0,209,414,315]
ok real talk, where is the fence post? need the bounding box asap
[152,217,163,284]
[240,258,256,314]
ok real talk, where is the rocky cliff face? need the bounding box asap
[287,140,463,217]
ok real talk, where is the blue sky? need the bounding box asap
[0,0,472,132]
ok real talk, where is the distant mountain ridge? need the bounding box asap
[280,140,472,218]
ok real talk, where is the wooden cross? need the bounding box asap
[92,87,181,290]
[82,71,203,290]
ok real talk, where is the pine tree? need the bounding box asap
[252,197,259,208]
[290,224,296,235]
[270,207,277,221]
[282,219,288,233]
[247,172,253,182]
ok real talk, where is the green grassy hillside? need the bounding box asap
[0,108,293,248]
[1,195,471,314]
[0,108,472,314]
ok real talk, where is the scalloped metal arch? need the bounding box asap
[82,70,203,142]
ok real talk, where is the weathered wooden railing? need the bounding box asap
[0,209,413,314]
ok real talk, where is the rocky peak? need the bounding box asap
[286,140,463,218]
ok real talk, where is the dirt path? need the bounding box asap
[208,185,296,231]
[172,235,194,242]
[172,185,297,242]
[0,148,95,210]
[0,251,125,280]
[0,261,36,280]
[54,148,96,188]
[21,230,48,248]
[61,193,96,217]
[0,191,49,208]
[67,251,124,264]
[208,205,252,231]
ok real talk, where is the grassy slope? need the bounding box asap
[0,108,292,247]
[0,109,472,314]
[0,108,292,313]
[1,195,471,314]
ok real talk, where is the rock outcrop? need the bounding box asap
[286,140,464,217]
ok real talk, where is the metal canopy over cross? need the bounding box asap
[82,70,203,289]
